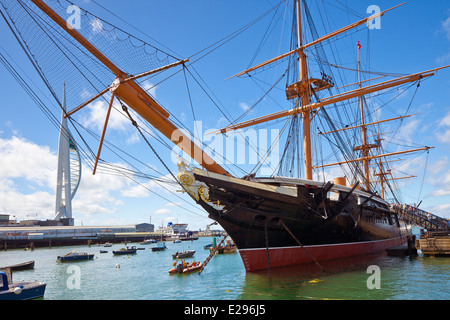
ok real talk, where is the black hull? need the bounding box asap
[184,169,410,270]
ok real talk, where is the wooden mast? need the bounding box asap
[375,116,386,199]
[29,0,230,177]
[356,42,371,190]
[296,0,313,180]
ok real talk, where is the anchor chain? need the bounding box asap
[264,220,271,280]
[279,219,325,271]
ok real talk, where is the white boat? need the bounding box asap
[140,239,157,245]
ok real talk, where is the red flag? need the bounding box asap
[357,41,361,50]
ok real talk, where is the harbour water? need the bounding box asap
[1,236,449,300]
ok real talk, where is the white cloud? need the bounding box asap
[0,178,54,220]
[0,136,57,188]
[165,202,182,207]
[436,52,450,64]
[142,81,157,97]
[120,173,178,198]
[430,203,450,219]
[439,112,450,127]
[74,164,128,217]
[442,16,450,40]
[427,156,450,197]
[436,111,450,143]
[396,119,420,147]
[153,208,171,215]
[120,183,151,198]
[0,137,57,220]
[0,136,134,222]
[90,18,103,34]
[81,99,129,132]
[239,102,251,112]
[437,16,450,65]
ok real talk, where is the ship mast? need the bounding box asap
[296,0,313,180]
[218,1,447,191]
[356,41,371,190]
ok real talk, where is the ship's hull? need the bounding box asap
[238,236,407,272]
[182,168,410,272]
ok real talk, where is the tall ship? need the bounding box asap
[1,0,448,271]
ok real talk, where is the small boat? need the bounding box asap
[137,247,145,250]
[203,243,213,250]
[57,251,94,262]
[173,240,182,243]
[151,242,167,252]
[113,246,137,255]
[103,242,113,247]
[183,262,203,274]
[99,250,108,253]
[215,246,237,254]
[1,260,35,271]
[172,250,195,259]
[169,262,203,275]
[140,239,157,245]
[213,239,237,254]
[0,271,46,300]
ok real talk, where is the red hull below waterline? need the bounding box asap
[239,236,407,272]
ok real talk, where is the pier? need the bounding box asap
[391,204,450,257]
[416,229,450,257]
[391,204,450,230]
[0,224,198,250]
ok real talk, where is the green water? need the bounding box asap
[0,236,449,300]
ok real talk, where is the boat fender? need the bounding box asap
[14,286,22,295]
[116,264,120,269]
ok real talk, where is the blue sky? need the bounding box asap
[0,0,449,229]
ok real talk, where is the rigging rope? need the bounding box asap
[417,150,429,205]
[120,101,180,187]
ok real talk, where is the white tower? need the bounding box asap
[54,85,81,225]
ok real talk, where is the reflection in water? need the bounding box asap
[239,252,425,300]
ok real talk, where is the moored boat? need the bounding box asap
[172,250,195,259]
[0,271,46,300]
[57,251,94,262]
[140,239,157,245]
[212,239,237,255]
[1,260,35,271]
[113,246,137,255]
[151,242,167,252]
[215,246,237,255]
